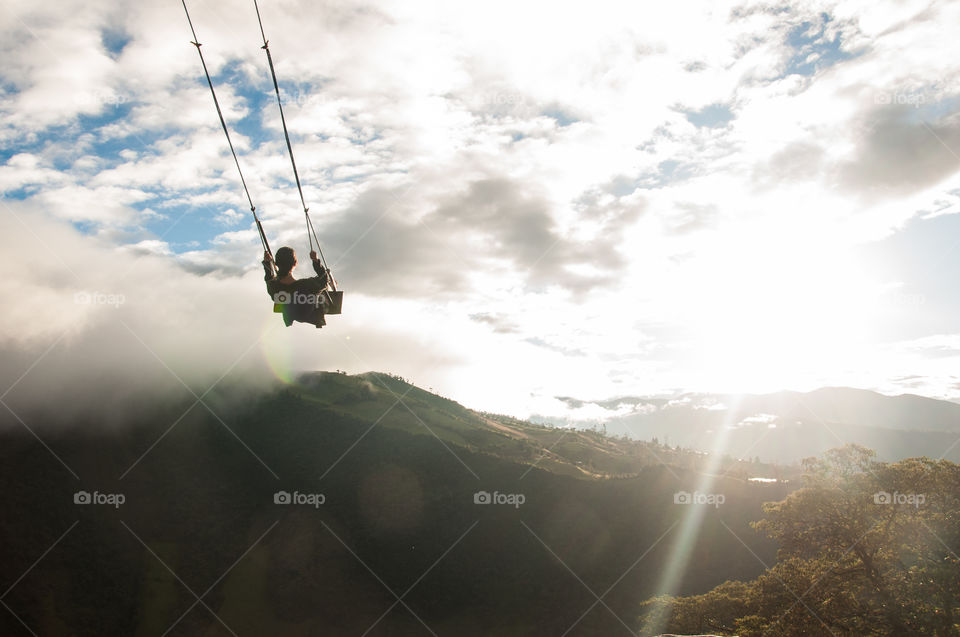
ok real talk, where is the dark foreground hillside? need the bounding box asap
[0,372,788,636]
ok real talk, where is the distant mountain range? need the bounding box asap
[547,387,960,463]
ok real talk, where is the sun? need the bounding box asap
[682,234,879,393]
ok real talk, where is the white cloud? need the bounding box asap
[735,413,778,428]
[2,0,960,422]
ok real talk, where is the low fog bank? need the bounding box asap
[0,205,290,428]
[0,342,281,430]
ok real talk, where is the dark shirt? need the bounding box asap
[263,258,329,327]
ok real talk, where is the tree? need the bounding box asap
[639,445,960,636]
[639,580,753,635]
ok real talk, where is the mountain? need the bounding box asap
[554,387,960,464]
[0,372,790,636]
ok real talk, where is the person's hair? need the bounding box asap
[275,247,296,278]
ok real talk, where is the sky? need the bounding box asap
[1,0,959,423]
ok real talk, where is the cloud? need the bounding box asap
[838,104,960,199]
[316,186,473,298]
[3,0,960,422]
[0,203,274,418]
[735,413,778,428]
[312,174,636,299]
[0,201,507,425]
[665,202,718,234]
[468,313,520,335]
[431,177,632,292]
[535,394,654,424]
[434,178,576,286]
[752,141,825,186]
[897,334,960,358]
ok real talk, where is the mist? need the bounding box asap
[0,203,284,427]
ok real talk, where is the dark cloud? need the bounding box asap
[556,395,660,411]
[432,178,559,271]
[319,176,638,298]
[837,105,960,199]
[751,105,960,197]
[315,188,472,298]
[555,396,584,409]
[432,177,635,293]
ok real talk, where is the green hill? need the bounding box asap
[0,372,793,636]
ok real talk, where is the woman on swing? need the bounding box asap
[263,247,330,328]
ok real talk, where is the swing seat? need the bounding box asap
[323,290,343,315]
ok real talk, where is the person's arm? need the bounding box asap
[263,251,277,281]
[309,251,329,288]
[263,252,280,300]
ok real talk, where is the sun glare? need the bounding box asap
[684,233,878,393]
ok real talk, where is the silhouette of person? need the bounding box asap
[263,247,330,328]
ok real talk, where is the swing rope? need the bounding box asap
[181,0,275,270]
[253,0,328,272]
